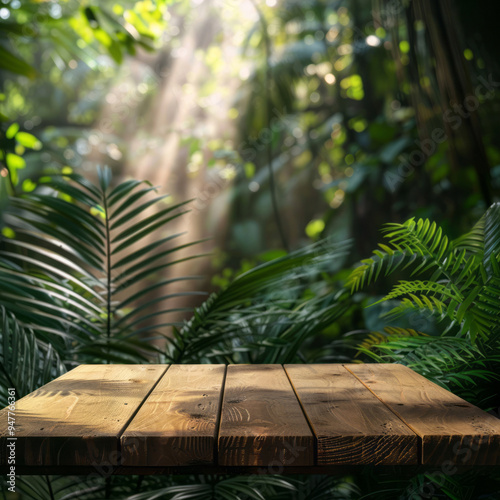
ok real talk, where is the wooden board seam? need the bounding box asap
[283,364,318,466]
[213,364,228,465]
[343,364,422,464]
[115,364,171,463]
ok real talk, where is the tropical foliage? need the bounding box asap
[347,205,500,410]
[2,169,500,498]
[0,0,166,78]
[2,0,500,498]
[1,0,173,202]
[0,168,355,499]
[0,166,204,402]
[166,236,351,364]
[227,0,500,261]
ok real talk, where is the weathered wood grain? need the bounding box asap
[285,364,418,465]
[218,364,314,467]
[3,363,500,471]
[346,363,500,465]
[0,364,166,466]
[121,364,226,466]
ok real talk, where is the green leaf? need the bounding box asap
[0,46,36,78]
[107,38,123,64]
[6,122,19,139]
[6,153,25,169]
[15,131,41,149]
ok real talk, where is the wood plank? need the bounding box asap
[346,363,500,465]
[218,364,314,467]
[121,364,226,466]
[285,364,418,465]
[0,364,166,467]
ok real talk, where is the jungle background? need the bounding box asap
[1,0,500,498]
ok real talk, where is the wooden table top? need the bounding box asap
[1,363,500,475]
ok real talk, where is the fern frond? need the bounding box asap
[451,213,484,255]
[349,210,500,344]
[382,280,462,303]
[357,327,422,359]
[483,202,500,271]
[383,218,445,256]
[345,245,412,292]
[381,286,496,343]
[360,334,499,392]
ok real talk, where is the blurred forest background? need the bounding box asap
[2,0,500,498]
[3,0,500,287]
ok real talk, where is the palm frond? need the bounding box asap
[0,167,204,363]
[123,475,297,500]
[166,239,351,363]
[0,307,65,406]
